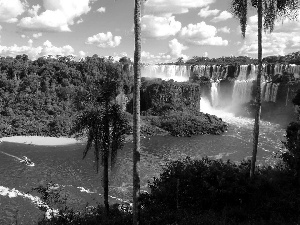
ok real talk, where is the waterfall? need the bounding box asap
[248,64,257,80]
[238,65,249,80]
[211,82,220,107]
[261,82,280,103]
[232,80,254,105]
[141,65,190,82]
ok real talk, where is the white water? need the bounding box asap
[232,80,254,105]
[200,97,285,161]
[211,82,220,107]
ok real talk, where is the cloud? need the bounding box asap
[141,39,188,64]
[144,0,215,17]
[0,0,26,23]
[238,13,300,56]
[218,26,230,33]
[0,42,42,59]
[85,32,122,48]
[0,40,76,59]
[21,34,26,38]
[198,6,220,18]
[211,11,233,23]
[76,18,83,24]
[97,7,106,13]
[141,51,172,64]
[168,38,188,58]
[28,39,33,46]
[141,15,181,39]
[179,22,228,46]
[79,50,86,58]
[28,4,41,17]
[41,40,74,56]
[33,32,42,39]
[18,0,91,32]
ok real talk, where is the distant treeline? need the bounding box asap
[172,51,300,65]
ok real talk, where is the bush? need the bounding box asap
[281,121,300,183]
[140,157,300,224]
[149,111,228,136]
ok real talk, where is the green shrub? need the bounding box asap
[140,157,300,224]
[149,111,227,136]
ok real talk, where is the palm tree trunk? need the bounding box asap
[103,151,109,214]
[250,0,263,179]
[133,0,141,224]
[103,104,110,215]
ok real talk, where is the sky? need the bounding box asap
[0,0,299,63]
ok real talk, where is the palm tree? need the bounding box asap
[71,59,129,214]
[230,0,299,178]
[71,104,128,215]
[133,0,142,224]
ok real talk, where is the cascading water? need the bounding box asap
[141,64,190,82]
[232,80,254,105]
[211,82,220,107]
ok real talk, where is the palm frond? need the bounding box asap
[276,0,299,19]
[231,0,248,38]
[83,128,94,159]
[264,0,276,32]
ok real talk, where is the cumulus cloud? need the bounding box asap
[198,6,220,18]
[97,7,106,13]
[18,0,91,32]
[28,4,41,17]
[168,38,188,58]
[0,0,26,23]
[85,32,122,48]
[141,39,188,64]
[33,32,42,39]
[142,15,181,39]
[41,40,74,56]
[179,22,228,46]
[141,51,172,64]
[79,50,86,58]
[218,26,230,33]
[0,41,42,59]
[0,40,76,59]
[144,0,215,17]
[211,11,233,23]
[238,14,300,57]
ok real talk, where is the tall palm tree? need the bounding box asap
[133,0,142,224]
[231,0,299,178]
[71,104,128,215]
[71,59,128,214]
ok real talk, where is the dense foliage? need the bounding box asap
[37,156,300,225]
[0,55,133,137]
[139,157,300,224]
[138,78,201,115]
[134,78,228,136]
[148,111,227,136]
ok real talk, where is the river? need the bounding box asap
[0,98,287,224]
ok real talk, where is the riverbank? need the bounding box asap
[0,136,85,146]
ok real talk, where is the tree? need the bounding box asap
[70,59,128,215]
[230,0,299,178]
[71,104,128,215]
[133,0,142,224]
